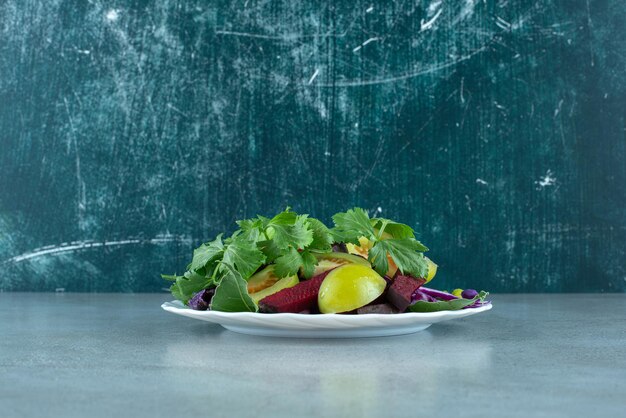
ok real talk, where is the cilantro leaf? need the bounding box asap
[274,248,319,279]
[267,209,297,226]
[170,282,185,302]
[331,208,375,244]
[372,218,415,240]
[210,263,257,312]
[221,235,266,280]
[236,217,263,231]
[169,270,214,304]
[267,212,313,250]
[368,243,390,277]
[258,239,282,263]
[306,218,333,251]
[273,247,303,278]
[257,215,271,229]
[300,250,319,279]
[190,234,224,271]
[371,239,429,278]
[236,218,265,243]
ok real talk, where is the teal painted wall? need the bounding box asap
[1,1,625,293]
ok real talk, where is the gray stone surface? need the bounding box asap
[1,293,625,417]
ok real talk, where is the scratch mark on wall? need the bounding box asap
[320,46,487,87]
[420,7,443,31]
[585,0,595,66]
[535,170,557,189]
[63,98,86,230]
[166,103,190,118]
[352,37,379,53]
[460,77,466,103]
[495,16,511,30]
[307,68,320,84]
[2,236,193,265]
[554,99,564,118]
[215,30,338,40]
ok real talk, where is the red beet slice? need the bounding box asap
[386,275,426,312]
[258,270,332,313]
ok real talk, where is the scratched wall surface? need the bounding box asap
[1,1,625,293]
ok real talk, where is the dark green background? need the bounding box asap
[1,1,625,293]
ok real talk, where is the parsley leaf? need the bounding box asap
[371,218,415,240]
[306,218,333,251]
[221,235,266,280]
[331,208,376,244]
[210,263,257,312]
[267,212,313,250]
[168,270,214,304]
[300,250,318,279]
[190,234,224,271]
[370,239,429,278]
[235,218,264,242]
[368,243,390,277]
[273,247,303,278]
[257,239,282,263]
[329,208,429,278]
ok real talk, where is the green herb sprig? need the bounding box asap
[163,207,430,311]
[330,208,429,278]
[162,208,333,309]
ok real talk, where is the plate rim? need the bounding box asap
[161,300,492,321]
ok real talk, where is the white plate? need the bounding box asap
[161,301,492,338]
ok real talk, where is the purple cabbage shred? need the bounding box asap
[411,289,437,303]
[331,242,348,253]
[419,287,459,301]
[188,288,215,311]
[415,287,491,309]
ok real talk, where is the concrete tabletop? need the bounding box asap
[1,293,624,418]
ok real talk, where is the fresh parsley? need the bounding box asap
[163,208,334,305]
[163,207,431,310]
[331,208,429,278]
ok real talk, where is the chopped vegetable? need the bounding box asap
[409,291,490,313]
[317,264,387,314]
[258,270,331,313]
[419,287,459,301]
[386,275,426,311]
[162,207,491,315]
[187,288,215,311]
[411,290,437,303]
[331,208,429,278]
[462,289,479,299]
[357,303,399,314]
